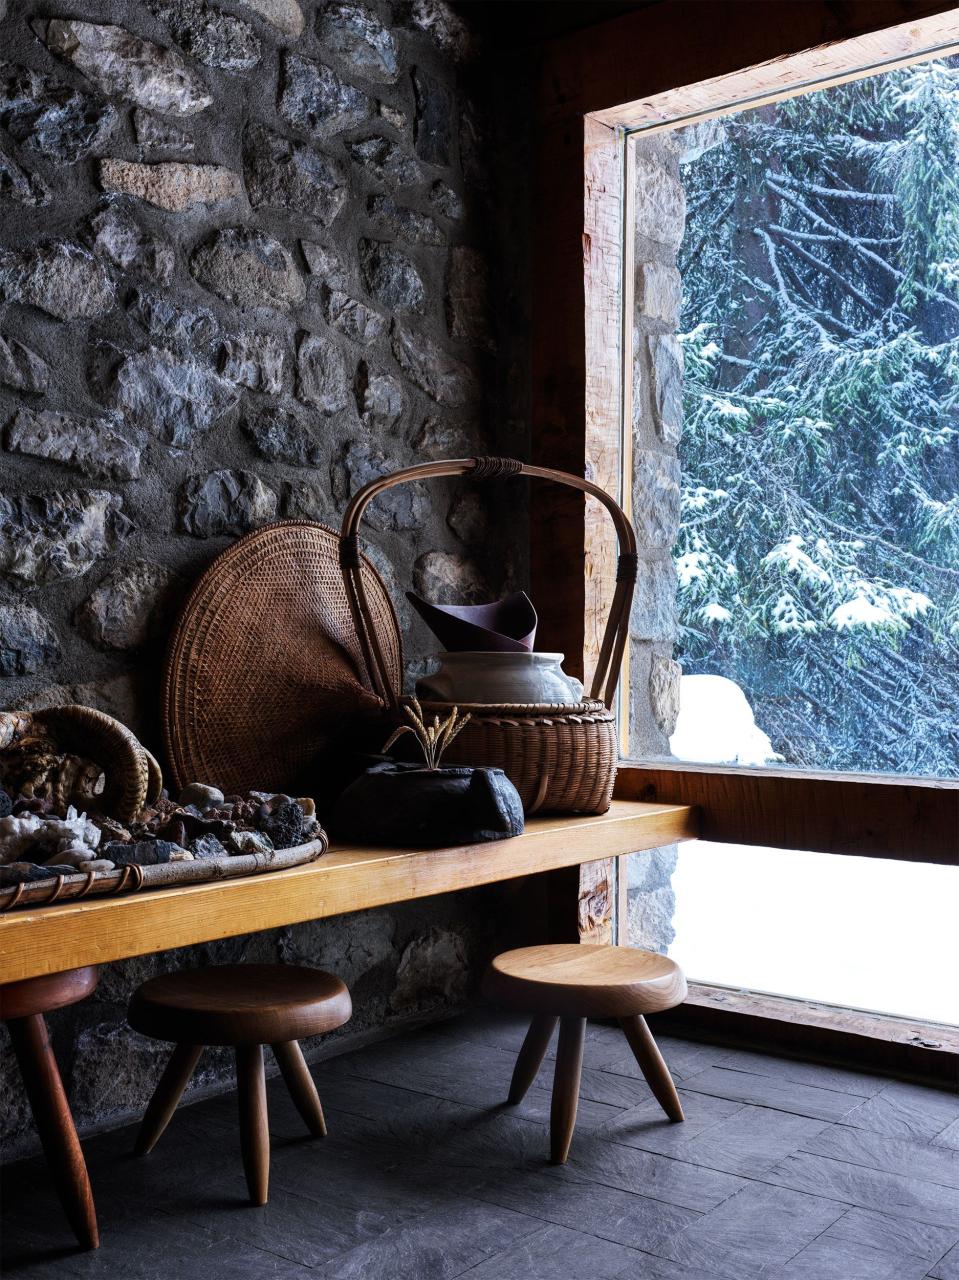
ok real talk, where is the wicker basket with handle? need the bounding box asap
[340,457,636,815]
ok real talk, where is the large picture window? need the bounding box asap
[622,53,959,1023]
[670,60,959,778]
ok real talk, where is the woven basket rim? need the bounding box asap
[409,696,614,717]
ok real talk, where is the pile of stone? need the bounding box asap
[0,783,319,887]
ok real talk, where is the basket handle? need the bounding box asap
[339,457,637,712]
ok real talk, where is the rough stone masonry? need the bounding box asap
[0,0,533,1156]
[627,134,686,956]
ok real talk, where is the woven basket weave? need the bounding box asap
[340,458,636,815]
[163,521,401,795]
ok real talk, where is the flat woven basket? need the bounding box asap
[163,520,401,796]
[340,457,636,815]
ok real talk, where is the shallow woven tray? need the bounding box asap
[163,521,401,796]
[0,835,327,912]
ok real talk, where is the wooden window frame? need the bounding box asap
[531,1,959,1064]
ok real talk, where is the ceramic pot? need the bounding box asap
[330,763,524,847]
[415,651,585,705]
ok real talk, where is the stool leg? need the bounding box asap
[618,1015,685,1122]
[7,1013,99,1251]
[271,1040,326,1138]
[550,1016,585,1165]
[508,1015,558,1104]
[236,1044,269,1205]
[135,1044,203,1156]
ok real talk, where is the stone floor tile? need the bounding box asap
[714,1048,887,1098]
[5,1017,956,1280]
[823,1206,959,1268]
[471,1166,700,1250]
[576,1064,654,1111]
[7,1210,304,1280]
[331,1036,623,1129]
[766,1151,959,1227]
[547,1134,746,1211]
[597,1089,743,1157]
[613,1255,741,1280]
[309,1195,541,1280]
[843,1081,959,1143]
[802,1122,959,1188]
[679,1066,868,1121]
[930,1240,959,1280]
[770,1234,930,1279]
[599,1035,726,1082]
[934,1118,959,1151]
[177,1181,444,1269]
[672,1104,829,1177]
[461,1222,643,1279]
[652,1181,845,1278]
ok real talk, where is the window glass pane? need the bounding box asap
[626,842,959,1025]
[629,57,959,777]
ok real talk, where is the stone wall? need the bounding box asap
[626,134,685,952]
[0,0,532,1157]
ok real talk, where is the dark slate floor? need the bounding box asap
[3,1010,959,1279]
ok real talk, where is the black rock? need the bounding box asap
[0,490,133,587]
[109,348,239,448]
[255,799,303,849]
[359,239,425,314]
[316,2,399,83]
[0,862,63,886]
[243,123,346,224]
[0,788,12,819]
[178,469,278,538]
[278,52,372,137]
[127,290,217,350]
[412,68,453,167]
[244,410,322,467]
[190,834,229,859]
[331,763,524,847]
[103,839,181,866]
[151,0,262,71]
[0,62,118,162]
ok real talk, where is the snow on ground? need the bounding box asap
[669,673,781,766]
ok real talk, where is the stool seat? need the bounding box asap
[483,943,687,1018]
[129,963,351,1046]
[0,966,99,1021]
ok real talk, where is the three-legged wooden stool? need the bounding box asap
[128,963,351,1205]
[483,944,687,1163]
[0,967,100,1249]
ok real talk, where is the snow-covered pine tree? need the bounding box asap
[675,59,959,776]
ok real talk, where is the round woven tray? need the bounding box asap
[0,835,328,913]
[163,521,401,796]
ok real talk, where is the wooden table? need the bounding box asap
[0,800,698,984]
[0,799,697,1250]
